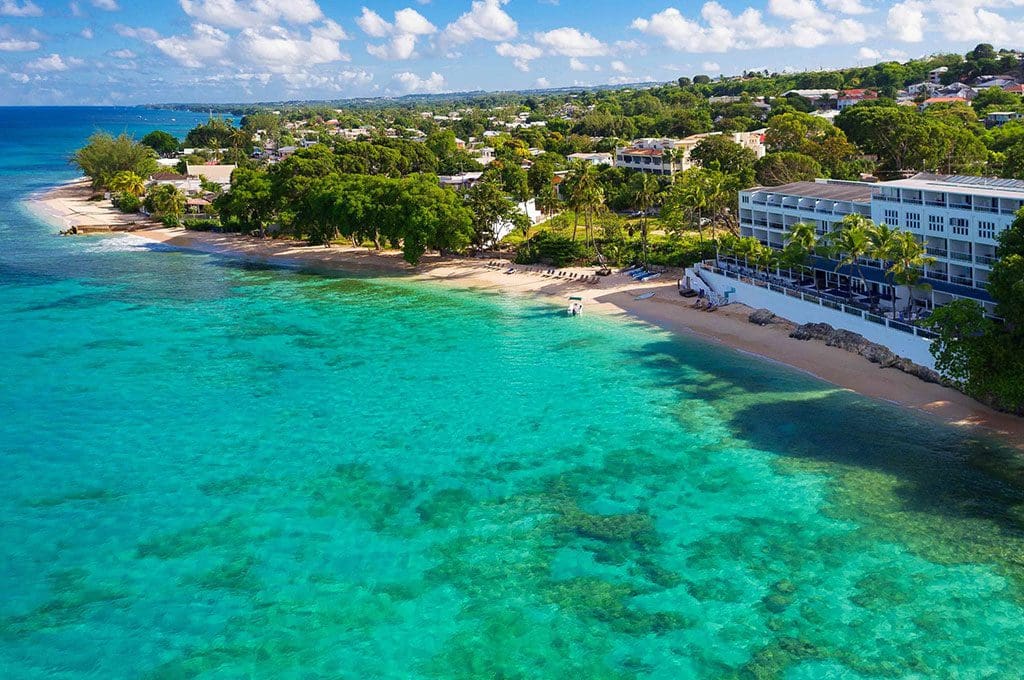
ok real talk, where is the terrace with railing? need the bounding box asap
[701,259,938,340]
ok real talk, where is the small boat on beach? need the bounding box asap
[634,292,656,301]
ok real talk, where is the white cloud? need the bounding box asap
[821,0,870,14]
[154,19,349,70]
[115,24,160,41]
[359,6,436,61]
[235,21,350,70]
[610,60,628,73]
[535,76,549,88]
[568,57,590,71]
[887,0,924,42]
[0,37,39,51]
[631,2,867,52]
[534,27,607,57]
[495,41,542,71]
[702,60,720,71]
[153,23,230,68]
[109,48,134,58]
[92,0,118,10]
[26,53,83,71]
[179,0,324,29]
[80,27,94,39]
[858,46,881,59]
[9,71,29,82]
[356,7,391,38]
[0,0,42,17]
[440,0,517,47]
[69,1,81,16]
[393,70,446,93]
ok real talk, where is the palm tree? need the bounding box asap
[565,160,600,242]
[536,182,561,217]
[886,231,936,316]
[632,173,659,266]
[827,214,874,293]
[109,170,145,197]
[782,221,818,281]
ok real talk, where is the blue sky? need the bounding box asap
[0,0,1021,105]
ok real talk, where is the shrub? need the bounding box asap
[160,214,181,227]
[182,219,221,231]
[515,232,593,267]
[114,193,141,214]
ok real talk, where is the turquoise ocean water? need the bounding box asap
[3,107,1024,679]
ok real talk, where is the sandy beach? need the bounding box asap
[27,180,1024,447]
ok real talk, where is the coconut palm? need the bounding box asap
[886,231,936,316]
[827,214,874,292]
[565,160,602,243]
[108,170,146,197]
[632,172,660,266]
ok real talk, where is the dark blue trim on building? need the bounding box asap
[807,255,992,303]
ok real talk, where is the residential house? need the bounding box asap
[567,152,614,166]
[186,164,236,190]
[973,75,1018,90]
[985,111,1023,127]
[928,66,948,84]
[936,82,977,100]
[616,131,766,177]
[837,89,878,111]
[148,172,190,192]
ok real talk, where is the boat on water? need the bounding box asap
[567,296,583,316]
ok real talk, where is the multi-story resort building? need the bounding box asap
[616,131,766,177]
[738,174,1024,317]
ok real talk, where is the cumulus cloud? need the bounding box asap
[702,60,720,71]
[393,70,446,93]
[92,0,118,10]
[115,24,160,41]
[440,0,517,47]
[153,23,229,67]
[534,27,607,57]
[0,37,39,50]
[179,0,324,29]
[109,48,135,58]
[358,7,436,60]
[0,0,42,17]
[26,53,84,71]
[887,0,924,42]
[610,60,628,73]
[535,76,549,88]
[152,18,349,71]
[631,2,867,52]
[821,0,870,13]
[495,41,542,71]
[0,25,39,50]
[80,27,94,39]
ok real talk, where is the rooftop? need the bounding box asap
[745,180,874,203]
[882,173,1024,199]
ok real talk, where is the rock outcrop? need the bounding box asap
[785,321,943,385]
[748,308,780,326]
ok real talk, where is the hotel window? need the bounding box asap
[884,209,898,225]
[979,221,996,239]
[928,215,944,232]
[950,217,969,236]
[904,212,920,230]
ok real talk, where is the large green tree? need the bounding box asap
[73,133,158,190]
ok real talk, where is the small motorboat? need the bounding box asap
[638,272,662,282]
[567,296,583,316]
[634,292,656,301]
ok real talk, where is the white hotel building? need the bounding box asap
[738,174,1024,316]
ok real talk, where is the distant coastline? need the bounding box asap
[26,179,1024,448]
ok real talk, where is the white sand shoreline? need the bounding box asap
[25,179,1024,448]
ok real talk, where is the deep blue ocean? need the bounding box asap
[3,107,1024,679]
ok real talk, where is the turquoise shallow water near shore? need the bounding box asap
[3,108,1024,678]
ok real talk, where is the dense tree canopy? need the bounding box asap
[73,132,159,190]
